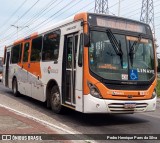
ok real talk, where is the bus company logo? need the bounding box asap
[43,67,58,74]
[137,68,154,74]
[112,91,124,95]
[48,66,51,74]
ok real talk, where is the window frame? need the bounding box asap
[42,29,61,62]
[30,36,43,62]
[11,44,22,64]
[23,42,30,63]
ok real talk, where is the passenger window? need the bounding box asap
[42,30,60,61]
[11,44,22,64]
[23,42,30,62]
[31,36,42,61]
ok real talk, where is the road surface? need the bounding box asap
[0,82,160,143]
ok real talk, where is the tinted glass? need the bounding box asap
[23,42,30,62]
[43,30,60,61]
[89,31,128,80]
[11,44,22,64]
[31,36,42,61]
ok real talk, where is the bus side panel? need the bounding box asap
[17,65,28,95]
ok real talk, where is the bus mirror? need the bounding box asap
[83,33,90,47]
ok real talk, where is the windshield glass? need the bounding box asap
[89,31,128,80]
[127,36,154,80]
[89,30,155,81]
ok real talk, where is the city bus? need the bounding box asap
[3,12,157,114]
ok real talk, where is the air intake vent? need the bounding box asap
[105,84,150,90]
[108,103,148,113]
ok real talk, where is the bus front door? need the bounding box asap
[62,34,78,106]
[5,52,10,87]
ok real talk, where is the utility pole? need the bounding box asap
[94,0,109,14]
[140,0,155,38]
[11,25,29,39]
[118,0,121,16]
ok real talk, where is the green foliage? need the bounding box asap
[158,59,160,72]
[156,80,160,97]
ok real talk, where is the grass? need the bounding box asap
[156,80,160,97]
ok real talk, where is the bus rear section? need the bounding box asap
[2,12,157,114]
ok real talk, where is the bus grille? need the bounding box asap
[105,84,150,90]
[108,103,148,113]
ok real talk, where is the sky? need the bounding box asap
[0,0,160,57]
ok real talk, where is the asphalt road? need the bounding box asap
[0,82,160,143]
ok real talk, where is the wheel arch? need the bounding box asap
[46,79,60,108]
[12,76,17,88]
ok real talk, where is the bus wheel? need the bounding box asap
[50,86,63,114]
[12,79,19,97]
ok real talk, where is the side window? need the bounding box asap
[31,36,42,62]
[78,34,83,67]
[42,30,60,61]
[11,44,22,64]
[66,36,73,69]
[3,48,6,65]
[74,35,78,68]
[23,42,30,62]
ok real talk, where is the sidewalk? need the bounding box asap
[0,106,73,142]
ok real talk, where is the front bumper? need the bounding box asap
[83,94,157,113]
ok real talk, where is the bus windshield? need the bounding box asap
[89,30,155,81]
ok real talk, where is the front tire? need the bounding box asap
[50,86,63,114]
[12,79,20,97]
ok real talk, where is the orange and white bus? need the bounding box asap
[3,12,157,113]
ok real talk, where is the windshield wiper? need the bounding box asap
[106,29,123,67]
[106,29,123,56]
[129,34,142,67]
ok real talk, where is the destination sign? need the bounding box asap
[96,17,146,34]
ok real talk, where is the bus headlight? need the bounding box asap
[152,89,157,99]
[88,82,102,98]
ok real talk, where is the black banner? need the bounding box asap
[0,134,160,141]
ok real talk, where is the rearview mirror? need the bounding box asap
[83,33,90,47]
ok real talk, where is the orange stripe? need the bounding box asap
[30,32,38,38]
[14,39,24,45]
[74,12,88,33]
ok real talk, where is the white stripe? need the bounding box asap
[0,104,75,134]
[0,104,96,143]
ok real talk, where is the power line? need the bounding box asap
[0,0,28,29]
[0,0,41,41]
[22,0,57,27]
[0,0,57,43]
[13,0,40,25]
[20,0,77,35]
[22,0,95,36]
[2,0,160,48]
[0,0,74,44]
[0,0,123,44]
[0,0,93,46]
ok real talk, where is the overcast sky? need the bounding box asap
[0,0,160,57]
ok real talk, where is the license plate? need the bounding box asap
[124,102,136,109]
